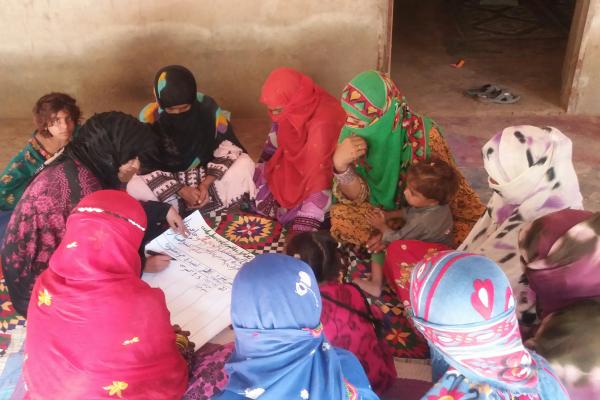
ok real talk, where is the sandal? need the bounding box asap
[465,84,501,97]
[477,89,521,104]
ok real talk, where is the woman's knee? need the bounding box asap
[222,153,255,181]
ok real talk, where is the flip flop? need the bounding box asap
[465,84,501,97]
[477,89,521,104]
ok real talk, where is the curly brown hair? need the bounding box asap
[32,92,81,138]
[406,157,459,205]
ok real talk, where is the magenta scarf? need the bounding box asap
[519,208,600,318]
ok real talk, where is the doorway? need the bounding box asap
[389,0,576,117]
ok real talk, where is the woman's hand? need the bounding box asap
[178,186,201,207]
[196,175,216,207]
[145,254,172,273]
[173,324,191,337]
[173,324,196,358]
[333,135,367,173]
[366,233,386,253]
[166,207,189,236]
[117,158,140,183]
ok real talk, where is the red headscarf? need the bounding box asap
[23,190,187,400]
[260,67,345,209]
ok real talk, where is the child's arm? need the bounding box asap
[381,217,424,244]
[383,209,404,220]
[365,208,391,234]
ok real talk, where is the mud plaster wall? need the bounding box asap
[562,0,600,115]
[0,0,390,120]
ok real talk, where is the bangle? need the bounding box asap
[334,167,357,185]
[175,333,189,350]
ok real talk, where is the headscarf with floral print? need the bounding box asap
[23,190,188,399]
[215,254,379,400]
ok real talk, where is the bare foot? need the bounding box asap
[353,278,383,298]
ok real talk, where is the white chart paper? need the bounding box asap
[142,211,254,346]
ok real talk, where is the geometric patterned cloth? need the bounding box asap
[212,212,287,255]
[0,209,428,382]
[341,245,429,359]
[207,211,428,358]
[209,210,428,359]
[0,278,26,359]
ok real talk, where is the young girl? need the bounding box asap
[286,231,396,395]
[0,93,80,237]
[358,158,459,297]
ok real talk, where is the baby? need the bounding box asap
[356,158,459,297]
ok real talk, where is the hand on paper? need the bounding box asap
[166,207,189,236]
[144,254,171,273]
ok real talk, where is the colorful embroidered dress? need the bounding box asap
[23,191,188,399]
[1,112,158,316]
[0,160,101,316]
[0,134,56,211]
[330,70,484,247]
[410,251,570,399]
[131,65,256,214]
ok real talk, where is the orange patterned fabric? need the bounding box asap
[330,176,375,246]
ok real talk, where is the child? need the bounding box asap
[286,231,396,395]
[357,158,459,297]
[0,93,80,238]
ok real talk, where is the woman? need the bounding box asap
[330,70,484,251]
[1,112,182,316]
[214,253,379,399]
[459,125,583,329]
[409,251,569,399]
[519,209,600,398]
[129,65,256,214]
[254,67,346,232]
[529,300,600,399]
[286,231,396,394]
[519,208,600,319]
[23,190,188,399]
[0,93,80,238]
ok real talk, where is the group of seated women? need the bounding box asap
[0,64,597,399]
